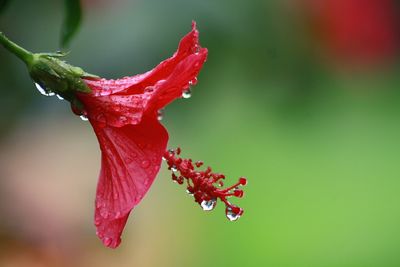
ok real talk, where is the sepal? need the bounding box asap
[28,53,97,101]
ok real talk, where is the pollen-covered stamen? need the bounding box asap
[163,147,247,221]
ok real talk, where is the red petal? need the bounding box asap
[79,22,208,127]
[78,93,152,127]
[84,22,203,96]
[149,48,207,110]
[91,116,168,248]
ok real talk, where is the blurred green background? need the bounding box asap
[1,0,400,266]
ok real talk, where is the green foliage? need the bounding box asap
[61,0,82,48]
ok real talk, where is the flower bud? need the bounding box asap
[28,52,97,101]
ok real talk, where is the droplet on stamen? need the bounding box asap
[225,207,242,221]
[201,198,217,211]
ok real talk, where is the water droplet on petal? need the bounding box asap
[189,77,198,86]
[182,89,192,99]
[119,116,128,124]
[96,114,107,128]
[141,160,150,169]
[201,198,217,211]
[157,109,164,121]
[145,86,155,93]
[100,209,109,219]
[80,115,89,121]
[225,207,242,221]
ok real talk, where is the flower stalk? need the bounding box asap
[0,31,33,65]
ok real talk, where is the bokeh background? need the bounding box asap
[1,0,400,266]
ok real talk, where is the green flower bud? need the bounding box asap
[0,31,98,103]
[28,52,97,101]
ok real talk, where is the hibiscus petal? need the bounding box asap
[84,22,203,97]
[149,47,207,110]
[80,49,207,128]
[79,93,152,127]
[91,116,168,248]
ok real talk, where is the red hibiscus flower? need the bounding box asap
[74,23,207,248]
[1,21,248,250]
[75,22,207,248]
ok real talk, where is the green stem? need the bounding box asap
[0,32,34,65]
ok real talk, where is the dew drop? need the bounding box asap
[119,115,128,124]
[201,198,217,211]
[157,109,164,121]
[96,114,107,128]
[225,207,241,221]
[80,115,89,121]
[141,160,150,169]
[182,89,192,99]
[34,82,55,96]
[100,209,109,219]
[171,166,178,172]
[189,77,198,86]
[145,86,155,93]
